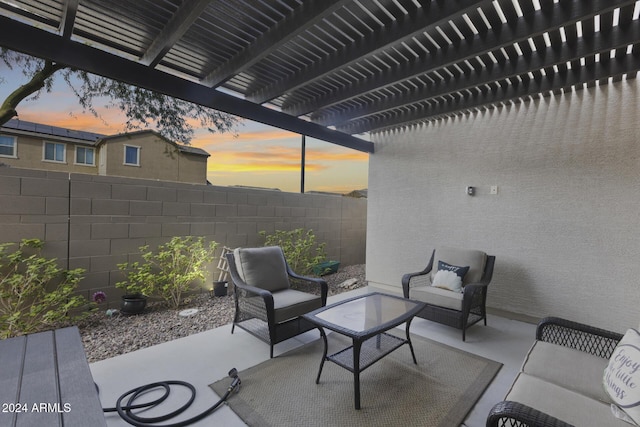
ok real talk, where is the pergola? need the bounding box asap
[1,0,640,154]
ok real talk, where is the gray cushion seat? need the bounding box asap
[521,341,611,403]
[245,289,323,323]
[505,373,629,427]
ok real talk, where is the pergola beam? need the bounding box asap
[0,16,373,153]
[139,0,210,67]
[60,0,79,40]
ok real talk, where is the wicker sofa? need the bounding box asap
[487,317,627,427]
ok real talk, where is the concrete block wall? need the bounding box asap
[0,167,366,301]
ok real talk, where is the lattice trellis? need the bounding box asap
[216,246,233,282]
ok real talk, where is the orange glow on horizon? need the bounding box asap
[192,128,297,146]
[17,110,126,134]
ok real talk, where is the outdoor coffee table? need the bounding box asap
[302,292,426,409]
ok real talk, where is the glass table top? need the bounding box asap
[312,293,423,334]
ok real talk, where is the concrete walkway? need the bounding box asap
[90,287,536,427]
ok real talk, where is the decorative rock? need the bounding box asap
[79,264,366,363]
[179,308,199,317]
[339,278,359,289]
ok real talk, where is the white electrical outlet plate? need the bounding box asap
[490,186,498,195]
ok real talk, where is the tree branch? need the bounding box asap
[0,60,67,125]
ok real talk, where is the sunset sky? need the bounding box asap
[0,61,369,194]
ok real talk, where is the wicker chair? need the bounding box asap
[226,246,328,358]
[402,247,495,341]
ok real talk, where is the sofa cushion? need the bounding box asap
[522,341,611,403]
[409,285,463,311]
[271,289,323,323]
[603,328,640,425]
[234,246,290,292]
[431,247,486,285]
[506,373,630,427]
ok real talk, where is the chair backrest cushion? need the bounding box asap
[233,246,291,292]
[431,247,487,286]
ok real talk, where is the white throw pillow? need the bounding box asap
[431,269,462,292]
[604,329,640,425]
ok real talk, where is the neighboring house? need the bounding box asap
[0,119,210,184]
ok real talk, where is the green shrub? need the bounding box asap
[259,228,327,275]
[117,236,217,308]
[0,239,87,339]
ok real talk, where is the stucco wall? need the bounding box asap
[0,168,366,301]
[0,130,208,184]
[0,133,98,174]
[103,134,208,184]
[367,78,640,333]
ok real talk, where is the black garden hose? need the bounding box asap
[101,368,241,427]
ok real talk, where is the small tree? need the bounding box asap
[259,228,327,276]
[0,239,87,339]
[0,49,238,144]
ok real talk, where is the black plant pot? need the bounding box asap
[120,294,147,315]
[213,281,228,297]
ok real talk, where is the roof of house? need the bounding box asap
[1,119,210,157]
[2,119,104,144]
[98,130,210,157]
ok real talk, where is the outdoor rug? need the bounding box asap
[210,332,502,427]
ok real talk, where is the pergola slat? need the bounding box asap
[1,0,639,144]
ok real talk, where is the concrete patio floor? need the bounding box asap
[90,287,536,427]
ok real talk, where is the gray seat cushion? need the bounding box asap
[522,341,611,403]
[505,373,628,427]
[409,285,462,311]
[234,246,290,292]
[271,289,323,323]
[244,289,323,324]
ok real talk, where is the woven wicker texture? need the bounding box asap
[211,332,501,427]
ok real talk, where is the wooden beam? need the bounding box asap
[60,0,79,40]
[139,0,210,67]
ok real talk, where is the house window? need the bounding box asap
[75,146,95,165]
[124,145,140,166]
[0,135,16,157]
[43,141,66,162]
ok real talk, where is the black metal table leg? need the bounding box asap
[406,319,418,364]
[315,327,328,384]
[353,339,362,409]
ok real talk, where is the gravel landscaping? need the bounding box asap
[80,264,366,363]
